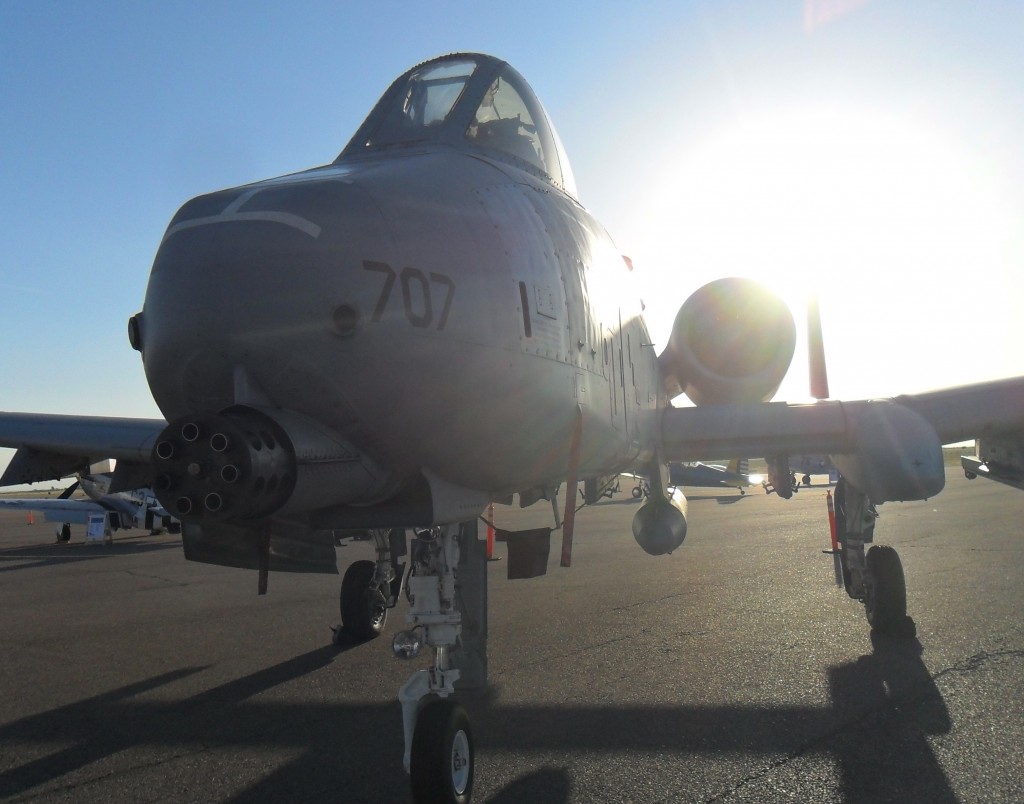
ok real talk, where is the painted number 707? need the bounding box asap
[362,260,455,331]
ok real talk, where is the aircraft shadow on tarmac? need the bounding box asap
[0,540,182,574]
[0,635,956,802]
[682,492,751,504]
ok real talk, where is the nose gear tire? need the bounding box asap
[410,698,474,804]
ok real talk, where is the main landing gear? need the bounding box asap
[834,478,916,638]
[335,527,408,643]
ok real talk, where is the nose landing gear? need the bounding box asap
[396,521,487,804]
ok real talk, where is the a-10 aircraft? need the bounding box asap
[1,52,1023,803]
[0,464,178,542]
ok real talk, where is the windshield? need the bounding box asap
[465,67,576,196]
[366,60,477,146]
[467,76,545,170]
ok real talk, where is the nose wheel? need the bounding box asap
[411,698,474,804]
[397,521,486,803]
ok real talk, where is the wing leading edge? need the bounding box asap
[0,497,107,524]
[0,413,167,487]
[660,376,1024,503]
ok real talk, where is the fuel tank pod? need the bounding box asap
[632,491,688,556]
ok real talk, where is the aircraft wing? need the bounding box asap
[0,497,107,525]
[661,376,1024,503]
[0,413,166,487]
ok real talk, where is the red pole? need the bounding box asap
[826,490,842,586]
[486,502,494,560]
[826,490,838,551]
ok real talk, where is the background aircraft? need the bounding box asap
[961,439,1024,491]
[1,49,1023,804]
[0,463,178,542]
[667,460,761,495]
[790,453,837,486]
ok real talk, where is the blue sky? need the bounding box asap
[2,1,1023,480]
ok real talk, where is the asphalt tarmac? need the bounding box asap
[0,472,1021,803]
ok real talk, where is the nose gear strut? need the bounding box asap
[396,521,487,803]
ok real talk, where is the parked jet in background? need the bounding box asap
[0,466,178,542]
[1,53,1023,802]
[790,454,836,486]
[668,459,761,495]
[961,438,1024,491]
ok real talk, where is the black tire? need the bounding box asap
[411,699,474,804]
[341,560,387,641]
[865,545,907,635]
[59,523,71,543]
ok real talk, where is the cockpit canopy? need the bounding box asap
[340,53,577,197]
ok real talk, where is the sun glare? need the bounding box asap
[630,105,1017,398]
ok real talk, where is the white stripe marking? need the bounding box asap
[161,209,322,244]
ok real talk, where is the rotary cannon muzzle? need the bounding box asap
[152,409,296,521]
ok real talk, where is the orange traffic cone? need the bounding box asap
[27,510,34,525]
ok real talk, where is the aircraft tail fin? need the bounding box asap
[726,458,749,478]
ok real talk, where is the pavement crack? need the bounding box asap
[612,592,691,612]
[679,647,1024,804]
[931,648,1024,680]
[122,569,189,587]
[515,635,633,669]
[7,746,211,802]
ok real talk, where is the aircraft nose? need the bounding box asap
[140,172,392,418]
